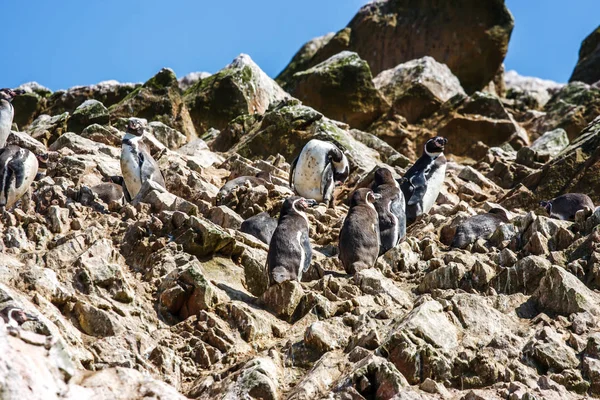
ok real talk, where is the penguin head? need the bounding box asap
[332,153,350,185]
[126,117,148,137]
[373,167,395,187]
[0,306,38,326]
[281,196,318,217]
[424,136,448,157]
[0,88,24,102]
[350,188,381,208]
[539,200,552,215]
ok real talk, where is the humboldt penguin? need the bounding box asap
[290,139,349,207]
[0,88,24,148]
[372,167,406,256]
[451,208,511,249]
[120,117,166,199]
[267,196,317,285]
[401,136,448,224]
[0,145,39,209]
[540,193,595,221]
[338,188,382,274]
[240,212,278,245]
[0,306,38,328]
[216,171,272,206]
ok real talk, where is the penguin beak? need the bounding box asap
[372,193,382,200]
[24,312,38,322]
[307,199,318,207]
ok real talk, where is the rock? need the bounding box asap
[523,116,600,202]
[260,280,304,321]
[109,68,197,140]
[570,25,600,84]
[148,121,187,150]
[304,320,351,354]
[530,128,569,157]
[523,327,580,373]
[533,265,600,316]
[354,268,413,308]
[417,262,467,293]
[276,32,335,85]
[583,356,600,395]
[25,112,69,145]
[277,0,514,93]
[11,91,46,128]
[67,100,110,133]
[7,130,47,156]
[374,56,466,123]
[458,166,497,189]
[178,71,211,91]
[285,51,387,129]
[491,255,551,295]
[504,70,563,109]
[206,206,244,230]
[184,54,289,134]
[74,301,122,337]
[332,355,408,398]
[80,124,123,147]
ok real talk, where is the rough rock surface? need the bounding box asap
[570,25,600,84]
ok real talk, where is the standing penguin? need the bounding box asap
[372,167,406,256]
[267,196,317,285]
[289,139,349,207]
[339,188,382,274]
[0,145,39,209]
[401,136,448,224]
[540,193,595,221]
[0,88,24,148]
[120,117,166,199]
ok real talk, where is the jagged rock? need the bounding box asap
[418,262,466,293]
[533,265,600,316]
[261,280,304,321]
[374,56,466,123]
[304,320,351,354]
[131,180,198,215]
[178,71,211,91]
[277,0,514,93]
[332,355,409,398]
[530,128,569,157]
[276,32,335,85]
[80,124,123,146]
[11,90,47,128]
[206,206,243,230]
[74,301,122,337]
[354,268,412,307]
[49,132,120,158]
[148,121,187,150]
[523,327,580,373]
[491,255,551,295]
[184,54,289,134]
[67,100,110,133]
[7,130,47,156]
[504,70,563,109]
[25,113,69,145]
[570,25,600,84]
[110,68,196,140]
[286,51,386,129]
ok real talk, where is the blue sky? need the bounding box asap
[2,0,599,90]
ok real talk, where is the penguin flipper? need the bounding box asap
[321,163,334,204]
[407,172,427,206]
[289,155,299,189]
[301,231,312,274]
[8,149,28,188]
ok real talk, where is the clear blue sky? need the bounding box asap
[2,0,599,90]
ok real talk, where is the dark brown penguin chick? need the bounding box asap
[451,208,511,249]
[339,188,382,274]
[372,168,406,256]
[540,193,595,221]
[267,196,318,285]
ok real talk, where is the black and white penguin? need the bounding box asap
[289,139,349,207]
[401,136,448,223]
[0,306,38,328]
[267,196,317,285]
[240,212,278,245]
[540,193,595,221]
[451,208,511,249]
[372,167,406,256]
[339,188,382,274]
[120,117,166,199]
[0,145,39,209]
[0,88,24,148]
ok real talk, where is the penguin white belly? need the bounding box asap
[121,147,142,198]
[0,106,13,148]
[4,153,38,209]
[293,147,328,202]
[422,163,446,213]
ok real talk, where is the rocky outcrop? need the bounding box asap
[285,51,387,129]
[570,25,600,84]
[504,70,563,109]
[277,0,514,93]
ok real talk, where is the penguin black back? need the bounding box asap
[372,168,406,256]
[540,193,595,221]
[240,212,278,245]
[339,188,381,274]
[451,208,510,249]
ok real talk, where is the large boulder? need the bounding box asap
[184,54,289,135]
[67,100,110,134]
[285,51,387,129]
[277,0,514,93]
[374,56,466,123]
[276,33,335,85]
[570,25,600,84]
[110,68,196,140]
[504,70,563,109]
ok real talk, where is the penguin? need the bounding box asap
[216,172,272,206]
[240,212,278,245]
[0,306,38,328]
[289,139,349,207]
[401,136,448,224]
[338,188,382,274]
[540,193,595,221]
[451,208,511,249]
[371,167,406,256]
[267,196,318,285]
[0,88,24,148]
[0,145,39,209]
[120,117,166,199]
[79,183,125,211]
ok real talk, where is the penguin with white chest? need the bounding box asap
[372,167,406,256]
[0,88,24,148]
[120,117,166,200]
[267,196,318,285]
[0,145,39,209]
[339,188,382,274]
[289,139,349,208]
[401,136,448,224]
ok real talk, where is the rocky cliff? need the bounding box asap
[3,1,600,399]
